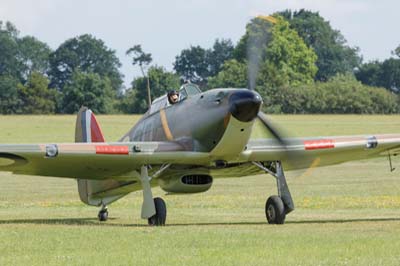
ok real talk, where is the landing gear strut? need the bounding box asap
[98,204,108,222]
[139,166,167,226]
[253,161,294,224]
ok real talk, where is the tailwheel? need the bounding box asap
[265,195,286,224]
[98,207,108,222]
[148,197,167,226]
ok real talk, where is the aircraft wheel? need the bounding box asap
[148,197,167,226]
[98,209,108,222]
[265,195,286,224]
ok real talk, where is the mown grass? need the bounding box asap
[1,115,400,265]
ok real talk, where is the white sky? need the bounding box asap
[0,0,398,87]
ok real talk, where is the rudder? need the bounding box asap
[75,107,108,206]
[75,106,105,143]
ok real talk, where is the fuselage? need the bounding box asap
[120,85,262,157]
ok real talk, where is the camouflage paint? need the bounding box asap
[124,89,253,153]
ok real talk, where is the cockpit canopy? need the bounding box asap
[148,83,201,114]
[178,83,201,101]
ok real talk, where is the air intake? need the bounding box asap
[181,175,213,185]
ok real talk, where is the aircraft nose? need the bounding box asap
[229,90,262,122]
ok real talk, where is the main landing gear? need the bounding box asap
[139,166,167,226]
[96,162,290,226]
[98,204,108,222]
[96,165,167,226]
[253,161,294,224]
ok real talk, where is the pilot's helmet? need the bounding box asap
[167,90,179,104]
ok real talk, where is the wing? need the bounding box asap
[3,134,400,177]
[0,141,211,207]
[243,134,400,170]
[0,142,210,180]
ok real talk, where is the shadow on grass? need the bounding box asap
[287,217,400,224]
[0,217,400,227]
[0,217,145,227]
[168,217,400,226]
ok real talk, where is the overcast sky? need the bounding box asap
[0,0,398,87]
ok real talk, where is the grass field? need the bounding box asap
[1,115,400,265]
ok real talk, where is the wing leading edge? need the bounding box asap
[243,134,400,171]
[2,134,400,178]
[0,142,210,180]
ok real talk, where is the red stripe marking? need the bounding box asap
[304,139,335,150]
[96,145,129,155]
[90,114,105,142]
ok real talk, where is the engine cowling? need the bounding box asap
[159,174,213,193]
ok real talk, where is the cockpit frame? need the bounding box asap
[148,83,202,115]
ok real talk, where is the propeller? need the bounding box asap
[257,111,286,146]
[246,15,312,173]
[247,15,275,92]
[245,15,287,145]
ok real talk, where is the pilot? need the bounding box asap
[167,90,179,105]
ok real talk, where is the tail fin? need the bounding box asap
[75,107,105,143]
[76,107,109,206]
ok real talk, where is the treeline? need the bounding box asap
[0,21,122,114]
[0,10,399,114]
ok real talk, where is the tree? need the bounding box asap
[49,34,123,91]
[260,16,318,87]
[234,16,273,62]
[356,47,400,93]
[126,44,152,69]
[17,36,52,81]
[355,61,382,87]
[119,66,180,113]
[320,74,398,114]
[233,16,317,93]
[174,39,235,86]
[0,75,20,114]
[207,39,234,76]
[0,21,19,38]
[277,75,398,114]
[0,21,55,114]
[61,70,115,114]
[0,21,20,78]
[208,59,247,88]
[379,58,400,92]
[126,44,152,106]
[174,45,209,84]
[277,9,361,81]
[233,16,317,112]
[17,72,58,114]
[0,21,51,83]
[234,16,275,90]
[393,45,400,58]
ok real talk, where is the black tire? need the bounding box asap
[98,210,108,222]
[265,195,286,224]
[148,197,167,226]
